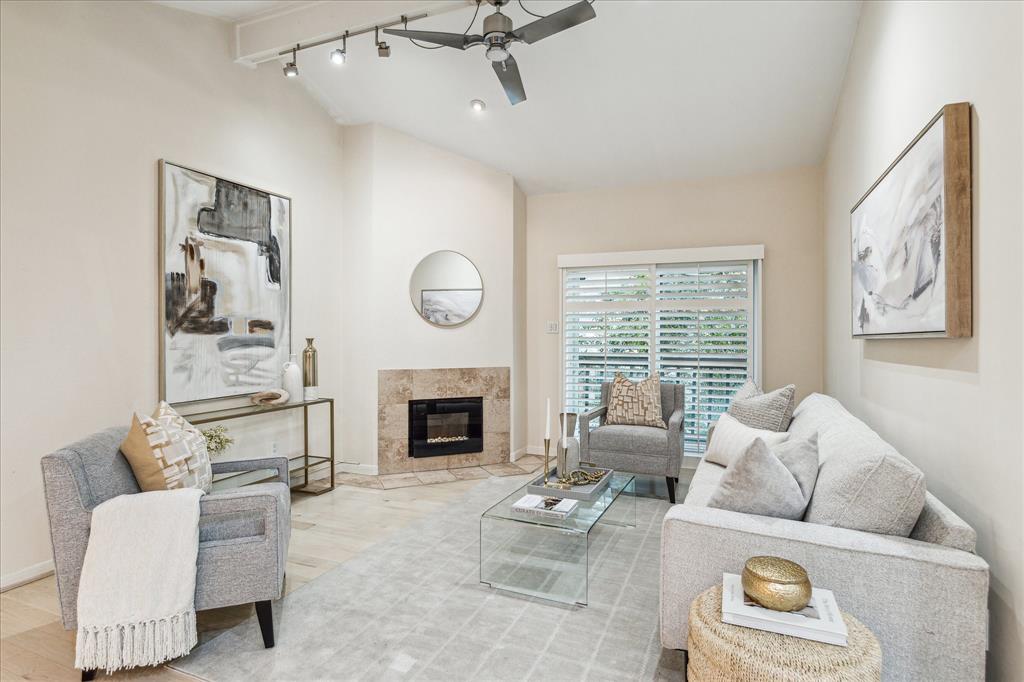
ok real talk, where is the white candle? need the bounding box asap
[545,398,551,440]
[562,403,569,444]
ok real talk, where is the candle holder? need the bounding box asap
[543,438,551,485]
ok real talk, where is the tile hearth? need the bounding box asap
[336,455,545,490]
[378,367,511,475]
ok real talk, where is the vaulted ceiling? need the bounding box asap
[159,1,862,194]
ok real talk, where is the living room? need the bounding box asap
[0,1,1020,680]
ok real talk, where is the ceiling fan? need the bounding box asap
[384,0,597,105]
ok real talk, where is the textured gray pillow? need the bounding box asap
[727,381,796,431]
[707,435,819,520]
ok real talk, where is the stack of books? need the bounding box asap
[511,494,578,520]
[720,573,848,646]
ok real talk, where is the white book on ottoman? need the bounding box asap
[721,573,848,646]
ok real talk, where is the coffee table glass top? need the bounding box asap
[482,472,635,534]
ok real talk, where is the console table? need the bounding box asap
[185,397,335,495]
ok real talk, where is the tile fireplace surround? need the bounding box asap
[377,367,510,475]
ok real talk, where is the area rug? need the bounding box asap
[169,476,679,681]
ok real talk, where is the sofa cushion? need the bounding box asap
[704,413,790,467]
[707,435,819,520]
[727,381,796,431]
[794,394,926,536]
[589,424,669,456]
[682,459,726,508]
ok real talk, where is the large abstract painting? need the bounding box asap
[850,103,972,338]
[160,161,291,403]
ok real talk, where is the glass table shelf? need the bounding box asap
[479,472,635,606]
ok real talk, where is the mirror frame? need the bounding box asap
[409,250,484,328]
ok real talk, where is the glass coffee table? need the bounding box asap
[479,472,635,606]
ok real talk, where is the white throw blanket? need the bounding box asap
[75,489,203,672]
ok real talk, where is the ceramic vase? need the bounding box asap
[283,354,303,404]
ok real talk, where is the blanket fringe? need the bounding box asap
[75,610,197,672]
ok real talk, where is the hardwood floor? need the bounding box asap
[0,470,536,681]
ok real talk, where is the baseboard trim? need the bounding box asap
[1,559,54,592]
[510,447,528,462]
[335,462,378,476]
[525,445,544,456]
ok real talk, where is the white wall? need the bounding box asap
[0,1,345,584]
[525,167,825,450]
[339,124,516,468]
[822,2,1023,679]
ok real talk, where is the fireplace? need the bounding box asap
[408,397,483,458]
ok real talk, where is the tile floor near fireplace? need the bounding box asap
[378,367,510,475]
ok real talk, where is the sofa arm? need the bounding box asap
[660,505,988,681]
[212,456,289,485]
[578,406,606,461]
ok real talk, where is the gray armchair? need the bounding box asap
[578,381,685,502]
[41,426,291,676]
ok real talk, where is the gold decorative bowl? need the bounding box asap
[741,556,812,612]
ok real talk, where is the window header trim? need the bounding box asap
[557,244,765,270]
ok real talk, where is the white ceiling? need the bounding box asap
[173,1,863,194]
[154,1,309,23]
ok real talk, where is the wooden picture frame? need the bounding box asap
[850,102,972,338]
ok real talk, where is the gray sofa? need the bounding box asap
[579,381,685,502]
[41,427,291,666]
[660,393,989,681]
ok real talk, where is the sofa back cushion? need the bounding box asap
[793,394,926,537]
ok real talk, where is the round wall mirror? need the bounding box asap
[409,251,483,327]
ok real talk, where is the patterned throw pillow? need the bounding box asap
[727,380,796,432]
[605,373,667,429]
[120,402,213,493]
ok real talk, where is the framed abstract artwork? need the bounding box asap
[850,102,972,338]
[159,161,291,403]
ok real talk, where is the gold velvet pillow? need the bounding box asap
[605,373,667,429]
[120,402,213,493]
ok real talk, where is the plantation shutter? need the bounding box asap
[562,256,758,455]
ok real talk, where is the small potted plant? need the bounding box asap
[201,425,234,457]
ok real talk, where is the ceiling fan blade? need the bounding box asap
[511,0,596,45]
[492,54,526,105]
[382,29,482,50]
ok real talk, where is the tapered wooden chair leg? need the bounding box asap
[667,476,677,504]
[255,600,275,648]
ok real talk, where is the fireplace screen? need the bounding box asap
[408,397,483,458]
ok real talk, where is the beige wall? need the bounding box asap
[0,1,345,584]
[338,124,517,468]
[822,2,1023,679]
[525,167,824,449]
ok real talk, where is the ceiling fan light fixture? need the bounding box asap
[470,99,486,113]
[485,44,509,62]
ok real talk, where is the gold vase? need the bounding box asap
[302,337,318,401]
[741,556,812,612]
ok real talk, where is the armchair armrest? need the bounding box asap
[211,457,289,485]
[666,406,684,471]
[660,504,989,680]
[577,406,607,461]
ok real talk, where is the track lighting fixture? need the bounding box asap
[375,27,390,58]
[330,33,348,65]
[283,46,298,78]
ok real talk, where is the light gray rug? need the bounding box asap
[170,476,681,681]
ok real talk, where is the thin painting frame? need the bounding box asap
[158,160,293,405]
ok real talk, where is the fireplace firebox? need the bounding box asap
[408,397,483,458]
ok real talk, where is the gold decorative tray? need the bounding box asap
[526,466,613,501]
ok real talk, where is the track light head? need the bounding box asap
[283,62,298,77]
[378,42,391,58]
[330,48,346,65]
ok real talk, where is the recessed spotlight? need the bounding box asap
[470,99,486,113]
[330,48,346,65]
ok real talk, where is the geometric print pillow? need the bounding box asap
[605,373,667,429]
[120,401,212,493]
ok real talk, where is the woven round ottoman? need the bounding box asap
[687,586,881,681]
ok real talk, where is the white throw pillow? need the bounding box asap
[705,413,790,467]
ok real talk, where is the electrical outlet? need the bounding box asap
[545,321,559,334]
